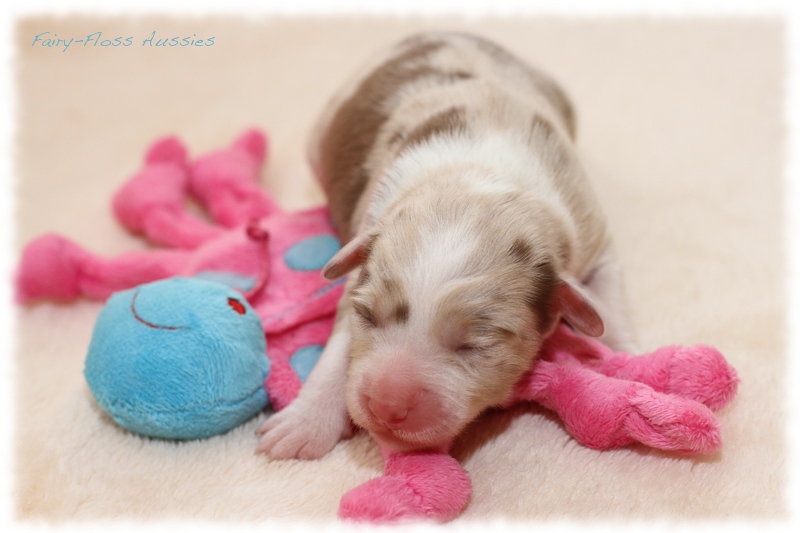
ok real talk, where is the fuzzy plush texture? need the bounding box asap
[515,325,739,453]
[338,323,739,523]
[339,444,471,523]
[84,278,269,440]
[112,136,225,249]
[17,129,345,439]
[13,17,785,522]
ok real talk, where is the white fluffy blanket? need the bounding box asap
[12,16,786,524]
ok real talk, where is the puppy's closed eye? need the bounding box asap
[455,342,478,354]
[350,264,412,329]
[352,300,378,328]
[441,316,515,356]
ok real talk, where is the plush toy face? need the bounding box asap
[84,277,269,440]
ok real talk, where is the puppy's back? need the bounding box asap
[308,31,577,241]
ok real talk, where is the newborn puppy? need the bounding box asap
[257,31,637,458]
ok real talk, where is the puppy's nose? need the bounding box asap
[368,397,409,428]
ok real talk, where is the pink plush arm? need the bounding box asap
[540,325,739,411]
[515,359,722,453]
[188,129,282,227]
[509,324,738,454]
[16,233,191,303]
[112,137,225,249]
[339,442,471,523]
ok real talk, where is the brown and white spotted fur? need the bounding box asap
[257,31,637,458]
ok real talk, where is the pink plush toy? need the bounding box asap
[17,129,345,407]
[16,129,739,524]
[339,323,739,523]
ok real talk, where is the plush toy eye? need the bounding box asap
[227,297,246,315]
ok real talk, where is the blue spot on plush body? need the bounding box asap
[290,345,324,383]
[84,277,269,440]
[284,235,341,271]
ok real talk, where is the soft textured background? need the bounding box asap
[12,16,786,522]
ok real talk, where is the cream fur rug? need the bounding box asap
[12,16,786,524]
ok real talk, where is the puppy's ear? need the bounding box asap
[553,277,604,337]
[322,232,376,280]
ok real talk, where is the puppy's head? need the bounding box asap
[323,187,602,452]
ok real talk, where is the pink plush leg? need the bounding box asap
[16,234,191,302]
[517,360,722,454]
[543,325,739,411]
[189,129,282,227]
[128,207,226,250]
[112,136,224,249]
[588,344,739,412]
[339,443,471,523]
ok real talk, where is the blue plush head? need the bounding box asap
[84,277,269,440]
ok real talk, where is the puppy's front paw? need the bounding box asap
[256,399,352,460]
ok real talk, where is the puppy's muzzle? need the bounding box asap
[360,372,444,435]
